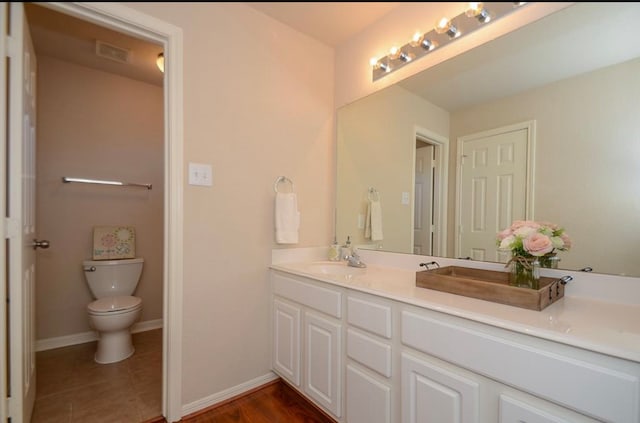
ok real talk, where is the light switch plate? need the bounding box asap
[402,191,410,205]
[188,162,212,186]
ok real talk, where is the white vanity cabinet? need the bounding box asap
[345,293,394,423]
[271,271,343,419]
[270,264,640,423]
[400,305,639,423]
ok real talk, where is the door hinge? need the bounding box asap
[4,218,19,239]
[5,34,18,58]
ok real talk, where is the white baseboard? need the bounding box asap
[36,318,163,352]
[181,372,280,417]
[131,318,163,334]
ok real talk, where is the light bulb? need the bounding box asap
[466,2,483,16]
[435,17,451,33]
[466,3,491,23]
[410,32,423,47]
[435,17,460,38]
[389,46,401,60]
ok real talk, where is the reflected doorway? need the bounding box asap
[414,140,435,255]
[412,130,448,257]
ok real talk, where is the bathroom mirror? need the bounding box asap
[336,2,640,277]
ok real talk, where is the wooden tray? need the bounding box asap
[415,266,564,311]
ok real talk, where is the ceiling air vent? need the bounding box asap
[95,40,130,64]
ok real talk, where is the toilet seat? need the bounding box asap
[88,296,142,316]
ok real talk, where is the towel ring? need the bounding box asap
[368,187,379,201]
[274,176,295,193]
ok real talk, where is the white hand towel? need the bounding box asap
[275,192,300,244]
[369,199,383,241]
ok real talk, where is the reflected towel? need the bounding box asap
[275,192,300,244]
[365,199,383,241]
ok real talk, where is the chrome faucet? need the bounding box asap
[345,248,367,268]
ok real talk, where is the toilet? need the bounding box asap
[83,257,144,364]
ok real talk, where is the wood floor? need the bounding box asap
[146,379,336,423]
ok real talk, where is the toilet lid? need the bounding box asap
[88,296,142,314]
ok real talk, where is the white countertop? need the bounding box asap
[270,259,640,364]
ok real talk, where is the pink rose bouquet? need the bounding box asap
[497,220,571,267]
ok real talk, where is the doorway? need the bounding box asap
[2,3,184,422]
[26,2,164,421]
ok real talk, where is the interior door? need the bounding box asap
[414,143,434,255]
[457,127,529,262]
[5,3,39,422]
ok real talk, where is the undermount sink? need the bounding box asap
[305,261,366,276]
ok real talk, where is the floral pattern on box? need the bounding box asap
[93,226,135,260]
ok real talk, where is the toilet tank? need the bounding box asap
[83,257,144,299]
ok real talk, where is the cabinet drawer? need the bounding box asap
[272,272,341,318]
[402,310,640,423]
[499,395,571,423]
[347,296,392,338]
[347,329,392,378]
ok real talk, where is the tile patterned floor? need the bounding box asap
[32,329,162,423]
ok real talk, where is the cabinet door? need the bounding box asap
[347,364,391,423]
[272,299,301,386]
[305,311,342,418]
[402,353,479,423]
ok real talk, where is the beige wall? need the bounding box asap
[450,58,640,276]
[36,56,164,339]
[76,0,572,412]
[123,2,335,405]
[336,85,449,253]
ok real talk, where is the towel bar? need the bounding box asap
[274,176,295,193]
[62,177,152,190]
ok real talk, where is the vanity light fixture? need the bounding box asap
[371,2,529,81]
[156,52,164,73]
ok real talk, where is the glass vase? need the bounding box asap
[509,256,540,289]
[539,253,560,269]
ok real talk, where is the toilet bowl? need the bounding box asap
[83,258,144,364]
[87,296,142,364]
